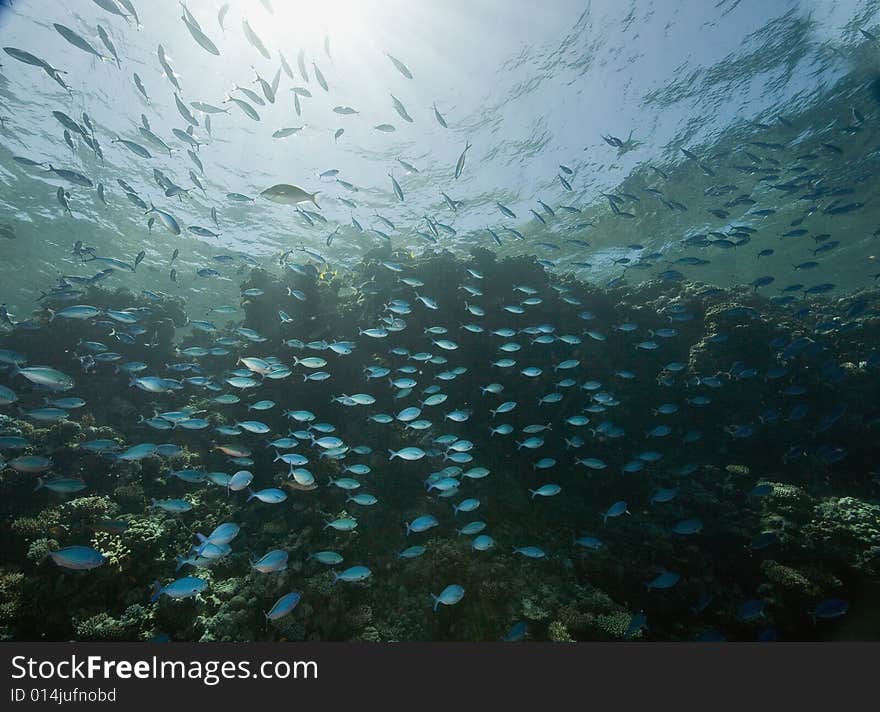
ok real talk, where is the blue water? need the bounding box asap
[0,0,878,643]
[0,0,878,314]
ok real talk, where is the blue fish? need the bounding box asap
[150,576,208,602]
[266,592,301,620]
[431,584,465,611]
[48,546,105,570]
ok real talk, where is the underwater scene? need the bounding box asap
[0,0,879,642]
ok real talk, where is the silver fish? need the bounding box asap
[386,52,413,79]
[53,24,106,61]
[96,26,120,68]
[455,141,471,179]
[242,19,271,60]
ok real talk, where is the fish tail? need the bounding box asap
[34,477,43,493]
[149,581,162,603]
[432,595,440,612]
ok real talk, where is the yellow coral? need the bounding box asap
[548,620,575,642]
[725,464,750,475]
[90,531,130,572]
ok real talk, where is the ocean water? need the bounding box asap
[0,0,878,641]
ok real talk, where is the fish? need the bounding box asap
[53,24,107,61]
[92,0,131,22]
[390,94,412,122]
[313,62,328,91]
[389,174,404,201]
[46,165,93,187]
[218,3,230,30]
[157,44,181,91]
[48,546,105,570]
[145,204,181,235]
[112,138,151,159]
[14,366,74,391]
[150,577,207,602]
[296,48,309,82]
[273,127,303,138]
[261,184,319,208]
[242,18,271,59]
[96,25,120,67]
[455,141,472,179]
[431,584,464,611]
[266,592,301,620]
[333,566,371,583]
[225,96,260,121]
[386,53,413,79]
[182,9,220,56]
[3,47,69,89]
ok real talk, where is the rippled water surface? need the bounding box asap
[0,0,878,311]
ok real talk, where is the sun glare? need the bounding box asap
[252,0,374,48]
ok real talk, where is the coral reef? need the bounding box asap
[0,252,878,642]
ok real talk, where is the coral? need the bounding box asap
[0,571,25,634]
[11,509,60,539]
[26,538,59,564]
[198,608,254,643]
[521,596,551,622]
[265,611,308,642]
[760,560,821,596]
[595,611,640,640]
[304,571,335,598]
[60,495,118,524]
[113,483,147,510]
[73,605,151,641]
[355,625,382,642]
[2,257,880,643]
[121,517,166,560]
[548,620,575,642]
[348,604,373,630]
[801,497,880,573]
[90,532,131,572]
